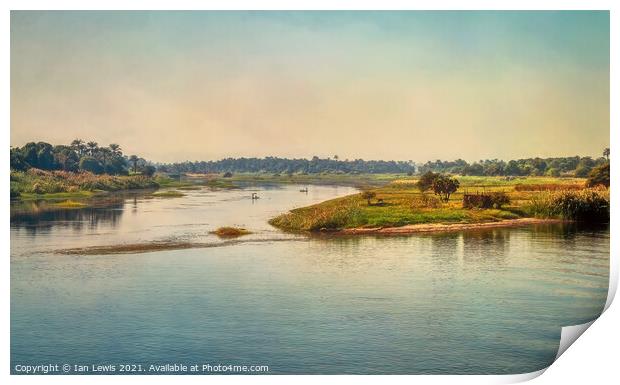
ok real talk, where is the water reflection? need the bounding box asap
[10,185,610,374]
[11,199,125,235]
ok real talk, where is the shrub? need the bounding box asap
[463,192,510,209]
[417,171,439,192]
[211,227,251,237]
[11,169,159,195]
[527,188,609,222]
[360,191,376,205]
[586,163,609,188]
[490,192,510,208]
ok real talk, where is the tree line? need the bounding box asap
[157,151,609,177]
[11,141,609,179]
[10,140,155,176]
[417,150,609,177]
[156,156,416,175]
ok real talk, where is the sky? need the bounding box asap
[11,11,609,163]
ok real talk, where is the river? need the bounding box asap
[10,184,609,374]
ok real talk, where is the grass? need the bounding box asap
[526,188,610,221]
[151,190,185,198]
[18,190,97,201]
[211,227,252,238]
[11,169,158,199]
[269,176,607,232]
[50,200,88,208]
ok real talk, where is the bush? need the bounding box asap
[211,227,251,237]
[527,188,609,222]
[463,192,510,209]
[490,192,510,208]
[11,169,159,195]
[417,171,439,192]
[79,157,104,174]
[586,163,609,188]
[360,191,376,205]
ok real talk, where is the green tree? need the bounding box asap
[603,147,610,160]
[109,143,122,157]
[432,175,460,202]
[21,142,39,168]
[128,155,139,173]
[416,171,439,192]
[86,141,99,156]
[70,139,86,157]
[79,156,104,174]
[10,148,27,171]
[586,163,610,187]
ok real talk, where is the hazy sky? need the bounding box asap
[11,11,609,163]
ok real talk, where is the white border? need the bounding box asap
[2,2,617,384]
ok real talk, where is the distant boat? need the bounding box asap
[251,192,260,200]
[299,187,308,193]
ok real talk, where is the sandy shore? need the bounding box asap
[337,218,566,235]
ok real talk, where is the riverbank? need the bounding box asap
[10,169,159,200]
[336,218,566,235]
[269,176,608,232]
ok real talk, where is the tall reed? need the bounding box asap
[527,188,609,222]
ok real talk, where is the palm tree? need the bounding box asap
[129,155,139,173]
[86,141,98,156]
[603,147,610,161]
[109,143,122,157]
[70,139,85,156]
[99,147,112,165]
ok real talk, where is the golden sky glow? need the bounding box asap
[11,11,609,162]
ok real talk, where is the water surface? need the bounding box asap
[10,184,609,374]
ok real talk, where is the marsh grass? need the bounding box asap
[151,190,185,198]
[11,169,158,197]
[527,188,609,222]
[211,227,252,237]
[51,200,88,208]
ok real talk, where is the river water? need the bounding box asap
[10,184,609,374]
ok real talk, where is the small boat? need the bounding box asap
[299,187,308,193]
[251,192,260,200]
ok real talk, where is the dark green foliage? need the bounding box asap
[431,175,460,202]
[463,193,493,209]
[79,156,104,174]
[528,189,609,222]
[416,171,439,192]
[417,154,606,177]
[157,156,416,175]
[141,165,157,177]
[464,191,510,209]
[586,163,609,188]
[10,139,146,176]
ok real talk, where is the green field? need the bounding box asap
[269,176,609,232]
